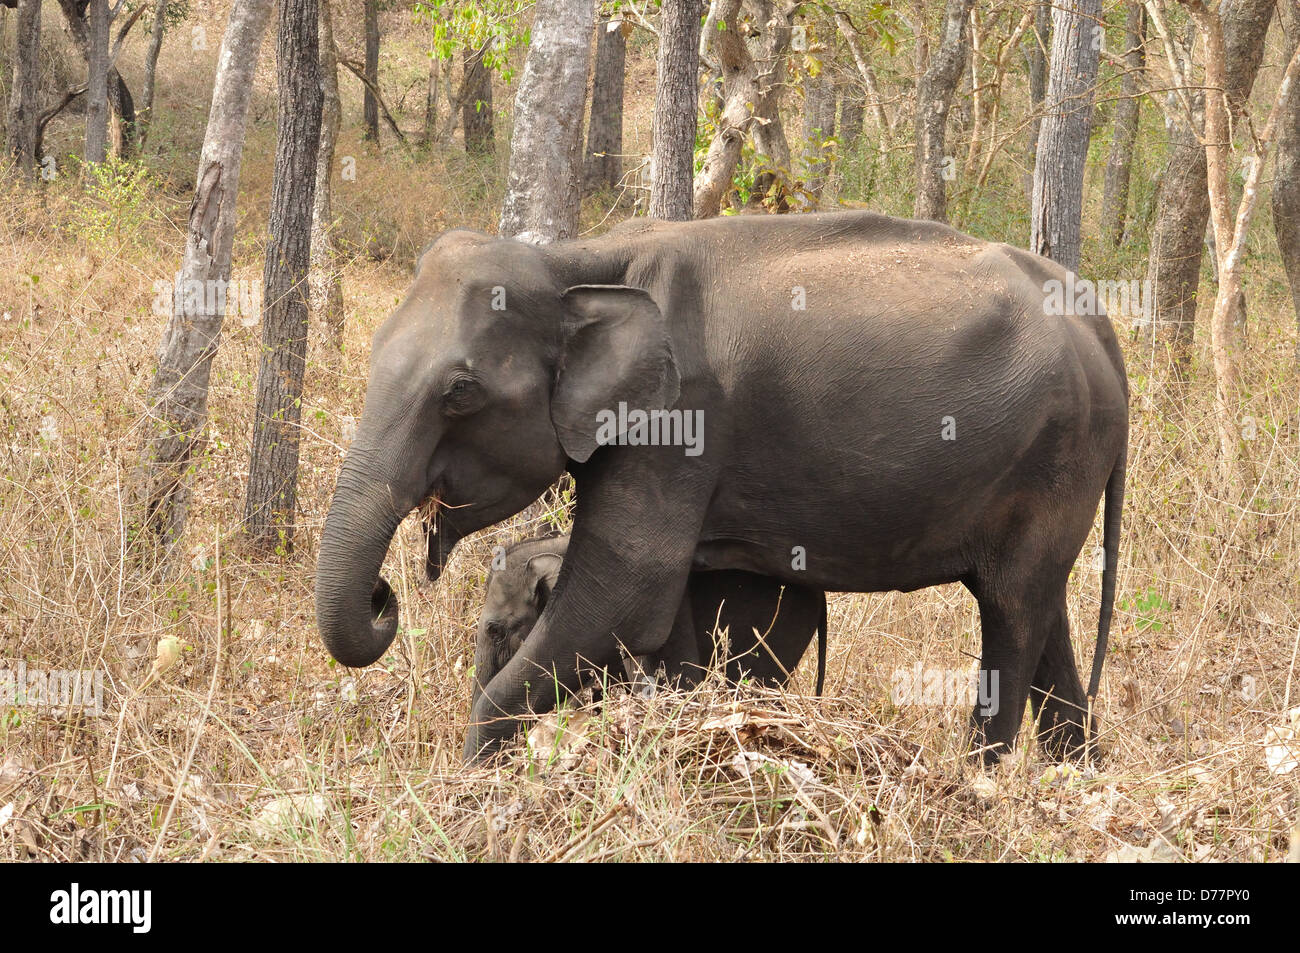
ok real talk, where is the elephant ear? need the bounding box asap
[525,552,564,613]
[551,285,681,463]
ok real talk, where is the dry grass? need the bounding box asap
[2,7,1299,863]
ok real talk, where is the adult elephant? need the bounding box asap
[314,210,1128,764]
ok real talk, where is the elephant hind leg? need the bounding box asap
[1029,602,1092,761]
[967,562,1074,765]
[966,592,1041,765]
[637,587,705,691]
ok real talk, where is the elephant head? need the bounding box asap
[470,535,568,711]
[314,231,680,668]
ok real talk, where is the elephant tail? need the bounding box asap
[814,596,828,697]
[1087,451,1126,702]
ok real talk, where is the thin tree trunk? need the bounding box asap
[1101,2,1144,248]
[108,71,135,158]
[971,7,1036,192]
[498,0,595,242]
[584,16,626,192]
[960,6,983,183]
[1184,0,1300,479]
[7,0,40,175]
[834,10,889,140]
[462,41,494,155]
[244,0,323,551]
[913,0,973,222]
[423,50,439,143]
[0,7,9,148]
[310,0,343,346]
[131,0,274,549]
[362,0,379,141]
[437,56,457,144]
[1272,2,1300,368]
[138,0,167,146]
[85,0,109,164]
[837,74,864,149]
[1144,0,1273,355]
[1026,0,1050,161]
[1028,0,1101,272]
[801,66,834,199]
[650,0,698,219]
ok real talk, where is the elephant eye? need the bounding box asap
[442,376,481,414]
[486,620,506,642]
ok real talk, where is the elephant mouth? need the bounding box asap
[416,491,443,525]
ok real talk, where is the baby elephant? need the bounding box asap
[471,534,826,709]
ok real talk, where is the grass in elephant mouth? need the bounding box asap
[416,494,443,525]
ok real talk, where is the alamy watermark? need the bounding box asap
[1,661,104,716]
[50,884,151,933]
[594,402,704,457]
[891,663,1000,717]
[152,277,261,324]
[1043,274,1152,326]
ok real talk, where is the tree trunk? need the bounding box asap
[913,0,973,222]
[498,0,594,243]
[1028,0,1101,272]
[244,0,323,551]
[1185,0,1300,479]
[310,0,343,345]
[362,0,379,141]
[423,49,439,143]
[1100,2,1144,248]
[131,0,274,550]
[55,0,137,159]
[838,74,864,149]
[1272,2,1300,367]
[692,0,793,217]
[109,71,135,158]
[1026,0,1050,161]
[1144,0,1273,353]
[7,0,40,176]
[437,56,457,144]
[747,0,793,200]
[649,0,698,219]
[801,66,834,199]
[834,10,889,141]
[138,0,168,147]
[462,41,494,155]
[584,16,626,193]
[85,0,109,165]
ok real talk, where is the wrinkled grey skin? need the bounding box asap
[470,534,827,710]
[313,210,1127,765]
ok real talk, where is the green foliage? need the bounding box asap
[66,158,157,254]
[1121,588,1173,633]
[124,0,192,32]
[414,0,532,84]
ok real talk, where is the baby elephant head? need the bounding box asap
[470,535,569,710]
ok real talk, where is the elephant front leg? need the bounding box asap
[465,558,695,760]
[464,460,712,761]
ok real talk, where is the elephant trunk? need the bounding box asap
[315,469,407,668]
